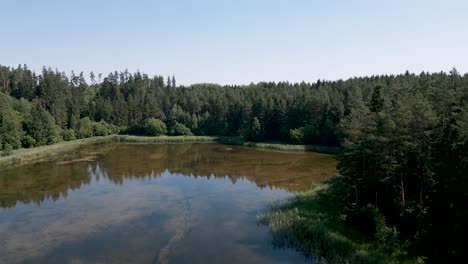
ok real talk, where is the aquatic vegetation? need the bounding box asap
[0,143,333,263]
[0,135,338,169]
[258,178,419,264]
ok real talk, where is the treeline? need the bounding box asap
[0,64,467,260]
[337,69,467,262]
[1,64,346,155]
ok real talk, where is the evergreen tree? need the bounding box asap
[171,75,176,88]
[27,103,60,145]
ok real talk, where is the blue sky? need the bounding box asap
[2,0,468,85]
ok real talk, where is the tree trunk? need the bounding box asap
[355,181,359,211]
[419,182,423,210]
[401,173,405,210]
[375,191,378,208]
[415,181,423,234]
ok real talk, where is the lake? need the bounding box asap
[0,143,337,264]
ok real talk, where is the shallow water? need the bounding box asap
[0,143,337,264]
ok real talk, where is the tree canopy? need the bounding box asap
[0,64,467,261]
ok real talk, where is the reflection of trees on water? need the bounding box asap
[0,143,336,208]
[88,162,275,189]
[97,143,336,192]
[0,161,92,208]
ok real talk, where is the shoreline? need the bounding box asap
[0,135,339,169]
[257,178,416,263]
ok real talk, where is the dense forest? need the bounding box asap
[0,64,467,261]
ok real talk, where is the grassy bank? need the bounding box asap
[0,136,114,168]
[0,135,339,168]
[257,177,418,264]
[216,137,339,153]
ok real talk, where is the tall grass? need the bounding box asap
[257,178,418,264]
[110,135,340,153]
[217,137,339,153]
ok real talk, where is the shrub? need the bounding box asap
[21,135,36,148]
[289,127,305,144]
[169,122,193,136]
[93,120,113,136]
[77,117,93,138]
[144,118,167,136]
[125,123,145,135]
[289,125,322,145]
[0,143,14,157]
[61,128,77,141]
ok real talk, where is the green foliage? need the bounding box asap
[77,117,93,138]
[356,205,400,247]
[1,64,467,262]
[125,123,145,135]
[168,104,191,128]
[289,124,335,146]
[0,116,23,149]
[27,104,60,146]
[195,112,226,135]
[289,127,305,144]
[258,180,415,263]
[1,64,348,147]
[0,93,24,151]
[169,122,193,136]
[92,120,115,136]
[0,136,115,167]
[144,118,167,136]
[243,117,263,141]
[21,135,36,148]
[337,74,468,262]
[0,143,14,157]
[302,124,320,144]
[368,85,385,113]
[61,128,77,141]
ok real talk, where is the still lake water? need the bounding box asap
[0,143,337,264]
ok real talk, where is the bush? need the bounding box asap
[289,127,305,144]
[0,143,14,157]
[61,128,77,141]
[289,125,322,145]
[125,123,145,135]
[144,118,167,136]
[359,205,400,246]
[169,122,193,136]
[21,135,36,148]
[77,117,93,138]
[93,120,114,136]
[0,131,22,149]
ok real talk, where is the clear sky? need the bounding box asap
[2,0,468,85]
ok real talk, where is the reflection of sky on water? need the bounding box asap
[0,143,336,263]
[0,143,337,209]
[1,162,306,264]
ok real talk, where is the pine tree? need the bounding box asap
[171,75,176,88]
